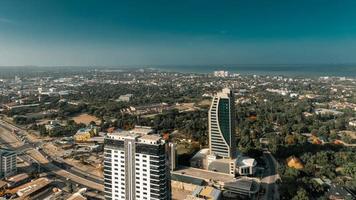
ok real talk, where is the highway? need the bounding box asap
[0,120,104,192]
[261,151,280,200]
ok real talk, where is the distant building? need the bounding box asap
[213,71,229,78]
[286,156,304,170]
[315,108,344,116]
[104,129,171,200]
[74,125,99,142]
[116,94,133,102]
[0,148,17,178]
[349,120,356,127]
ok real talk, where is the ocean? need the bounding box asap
[153,64,356,77]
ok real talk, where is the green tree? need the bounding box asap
[292,188,309,200]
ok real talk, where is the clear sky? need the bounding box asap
[0,0,356,66]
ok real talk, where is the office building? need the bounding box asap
[208,88,237,159]
[104,129,170,200]
[0,148,17,178]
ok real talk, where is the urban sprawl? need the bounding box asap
[0,67,355,200]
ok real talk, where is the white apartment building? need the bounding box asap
[0,148,17,178]
[104,130,170,200]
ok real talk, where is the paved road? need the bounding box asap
[0,120,104,192]
[261,151,280,200]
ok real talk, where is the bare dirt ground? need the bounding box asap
[66,158,103,177]
[174,103,197,112]
[43,142,103,178]
[196,99,211,108]
[0,126,23,148]
[341,130,356,140]
[71,113,101,125]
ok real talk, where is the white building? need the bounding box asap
[236,156,257,176]
[0,148,17,178]
[348,120,356,127]
[213,71,229,77]
[117,94,133,102]
[104,130,171,200]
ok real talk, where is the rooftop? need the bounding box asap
[107,126,162,144]
[172,166,235,183]
[10,177,52,197]
[237,156,257,167]
[67,193,87,200]
[6,173,29,183]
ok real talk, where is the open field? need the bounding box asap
[196,99,211,108]
[71,113,101,125]
[341,130,356,140]
[0,126,23,148]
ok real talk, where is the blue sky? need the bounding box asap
[0,0,356,66]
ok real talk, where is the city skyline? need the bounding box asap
[1,0,356,66]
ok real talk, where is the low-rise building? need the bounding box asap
[116,94,133,102]
[185,186,222,200]
[74,126,99,142]
[9,177,52,199]
[6,173,30,188]
[236,156,257,176]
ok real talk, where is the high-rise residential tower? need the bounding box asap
[208,88,237,159]
[104,129,170,200]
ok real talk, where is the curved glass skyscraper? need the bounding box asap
[208,88,237,159]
